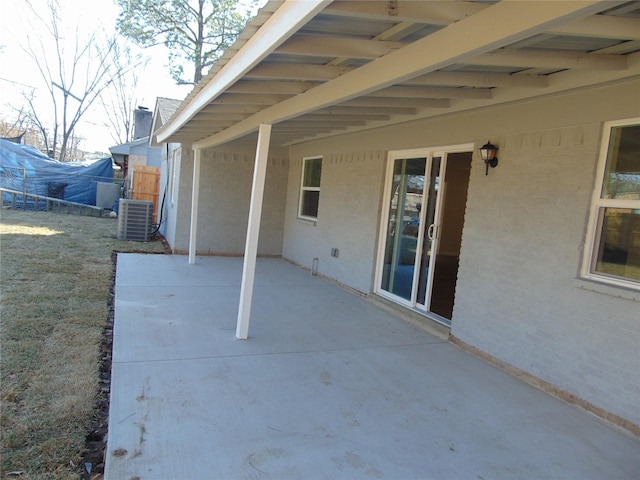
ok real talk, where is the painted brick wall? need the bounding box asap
[281,80,640,427]
[453,124,640,425]
[166,144,193,251]
[168,147,288,256]
[283,150,386,293]
[157,146,169,240]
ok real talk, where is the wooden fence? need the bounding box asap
[130,165,160,223]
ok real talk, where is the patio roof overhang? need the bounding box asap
[156,0,640,150]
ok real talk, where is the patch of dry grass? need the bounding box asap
[1,209,167,479]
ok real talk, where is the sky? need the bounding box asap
[0,0,193,153]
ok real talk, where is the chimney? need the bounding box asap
[133,106,152,140]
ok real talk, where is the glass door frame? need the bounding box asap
[415,154,445,312]
[374,144,473,313]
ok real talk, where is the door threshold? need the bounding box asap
[369,294,451,340]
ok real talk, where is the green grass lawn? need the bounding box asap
[1,209,168,479]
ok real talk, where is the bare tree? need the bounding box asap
[20,0,134,161]
[21,90,53,154]
[99,43,148,145]
[1,98,47,151]
[3,100,33,138]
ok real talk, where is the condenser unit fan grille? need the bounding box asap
[116,199,154,241]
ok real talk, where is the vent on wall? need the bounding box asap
[117,199,154,242]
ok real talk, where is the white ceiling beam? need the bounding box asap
[273,132,333,139]
[275,130,347,136]
[193,0,607,149]
[407,71,549,88]
[593,40,640,55]
[296,114,390,122]
[340,97,450,108]
[183,122,235,128]
[548,14,640,41]
[176,132,222,138]
[212,93,291,105]
[276,35,404,59]
[323,1,488,25]
[191,113,250,121]
[289,52,640,147]
[372,21,425,42]
[157,0,331,144]
[471,49,628,71]
[180,123,226,129]
[274,123,343,129]
[277,121,367,127]
[370,85,493,99]
[226,80,316,95]
[198,104,264,114]
[315,106,417,115]
[288,118,376,125]
[274,125,345,133]
[329,21,425,67]
[244,63,353,81]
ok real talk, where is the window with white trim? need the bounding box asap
[583,118,640,288]
[298,156,322,220]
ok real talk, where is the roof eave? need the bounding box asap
[156,0,330,145]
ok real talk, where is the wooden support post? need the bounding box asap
[189,148,201,265]
[236,124,272,339]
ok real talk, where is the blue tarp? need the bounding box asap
[0,139,114,206]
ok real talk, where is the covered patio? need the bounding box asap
[105,254,639,479]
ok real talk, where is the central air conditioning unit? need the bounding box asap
[116,199,154,241]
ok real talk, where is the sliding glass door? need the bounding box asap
[376,146,472,322]
[379,157,426,301]
[416,156,442,307]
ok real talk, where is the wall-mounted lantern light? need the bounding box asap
[480,141,499,175]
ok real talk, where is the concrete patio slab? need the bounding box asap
[106,254,639,480]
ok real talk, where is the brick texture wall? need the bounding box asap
[453,124,640,425]
[282,80,640,427]
[168,147,288,256]
[283,151,386,293]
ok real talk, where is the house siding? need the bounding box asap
[284,79,640,427]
